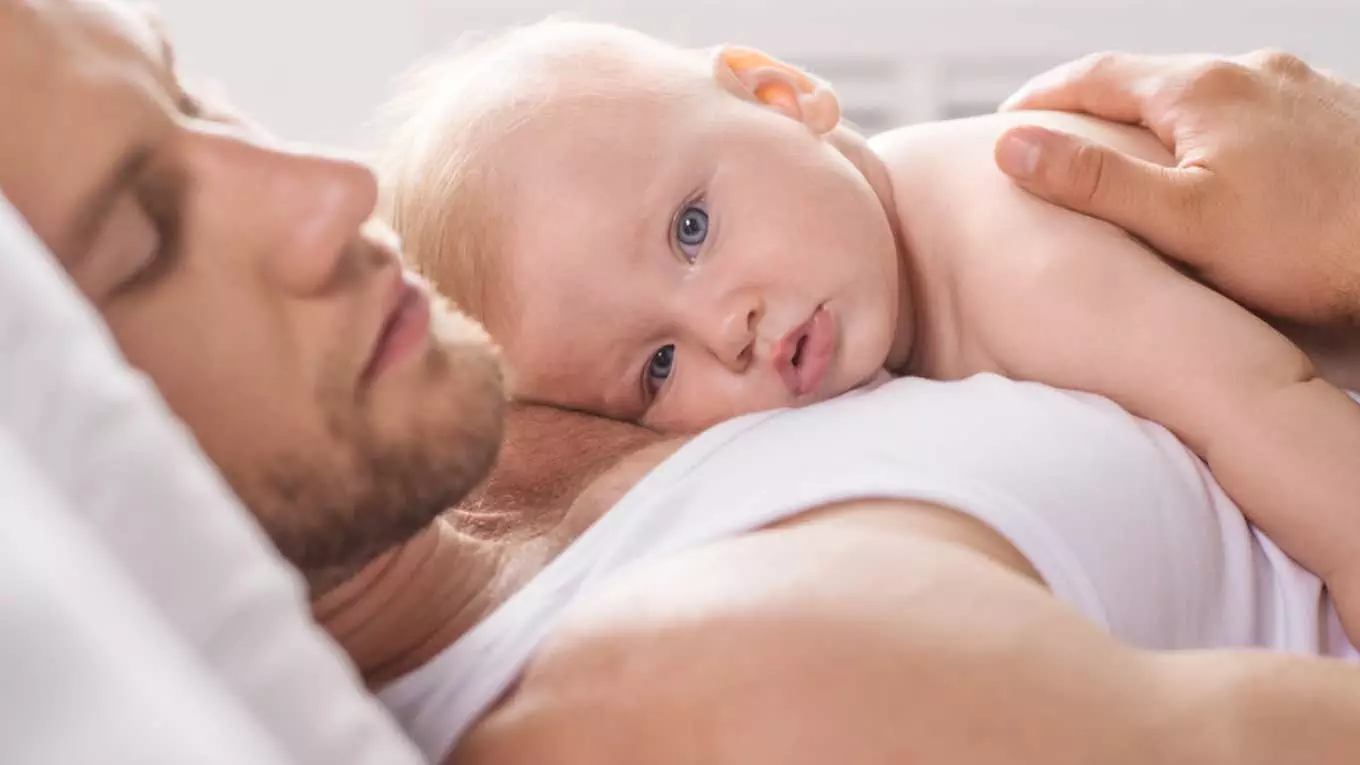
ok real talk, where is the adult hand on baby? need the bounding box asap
[994,49,1360,324]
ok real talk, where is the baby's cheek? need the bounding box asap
[839,317,891,376]
[650,382,784,434]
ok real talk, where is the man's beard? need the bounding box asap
[245,305,505,590]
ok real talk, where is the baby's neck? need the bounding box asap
[826,126,920,374]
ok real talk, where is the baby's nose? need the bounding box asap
[715,296,763,372]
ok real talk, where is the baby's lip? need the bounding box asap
[772,305,836,398]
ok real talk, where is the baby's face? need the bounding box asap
[496,70,902,432]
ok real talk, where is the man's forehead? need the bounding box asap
[82,0,160,46]
[0,0,180,264]
[1,0,165,76]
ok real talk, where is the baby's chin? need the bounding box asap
[809,366,893,407]
[856,368,896,390]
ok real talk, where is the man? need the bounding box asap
[0,0,504,593]
[5,2,1360,763]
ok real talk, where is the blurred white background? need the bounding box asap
[152,0,1360,151]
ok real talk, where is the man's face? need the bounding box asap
[0,0,505,585]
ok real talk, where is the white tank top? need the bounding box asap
[380,374,1358,761]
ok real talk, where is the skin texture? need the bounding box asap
[0,0,505,589]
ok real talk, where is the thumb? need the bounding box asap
[994,126,1203,254]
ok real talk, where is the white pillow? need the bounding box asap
[0,192,425,765]
[0,428,291,765]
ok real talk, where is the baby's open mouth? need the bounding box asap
[791,335,808,368]
[774,306,836,398]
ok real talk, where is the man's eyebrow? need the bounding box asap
[142,9,196,111]
[142,6,177,74]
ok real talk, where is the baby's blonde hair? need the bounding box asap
[374,20,705,334]
[374,28,522,332]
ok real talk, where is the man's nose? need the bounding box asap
[185,131,379,294]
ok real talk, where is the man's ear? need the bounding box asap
[711,45,841,135]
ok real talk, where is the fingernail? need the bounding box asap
[996,129,1043,179]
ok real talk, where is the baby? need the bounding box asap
[378,22,1360,637]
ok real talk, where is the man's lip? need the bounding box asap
[362,272,431,384]
[772,306,836,398]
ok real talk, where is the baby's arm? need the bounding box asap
[963,170,1360,637]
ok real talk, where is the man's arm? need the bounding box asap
[450,498,1360,765]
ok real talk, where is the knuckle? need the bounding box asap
[1076,50,1128,80]
[1180,59,1257,101]
[1246,48,1312,80]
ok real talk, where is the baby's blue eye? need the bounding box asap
[674,202,708,261]
[645,344,676,394]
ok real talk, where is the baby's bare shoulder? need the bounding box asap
[871,113,1167,312]
[870,112,1166,251]
[871,111,1167,171]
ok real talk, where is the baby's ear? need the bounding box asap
[710,45,841,135]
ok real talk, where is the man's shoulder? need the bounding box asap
[449,494,1056,765]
